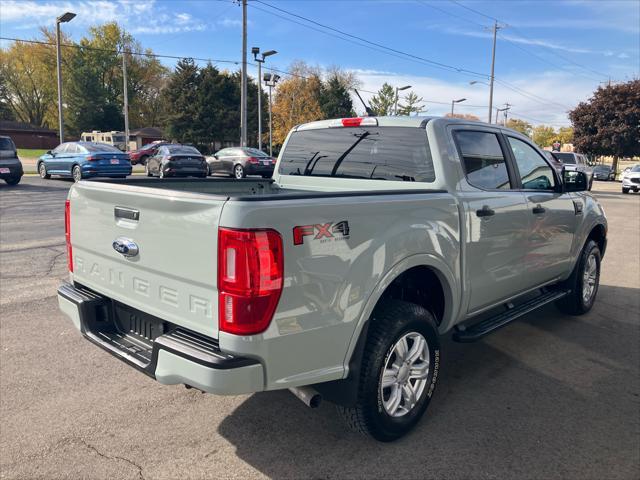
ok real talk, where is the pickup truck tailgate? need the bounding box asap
[68,182,224,338]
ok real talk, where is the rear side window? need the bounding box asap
[454,131,510,190]
[0,137,15,150]
[278,126,435,182]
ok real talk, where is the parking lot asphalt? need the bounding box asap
[1,177,638,480]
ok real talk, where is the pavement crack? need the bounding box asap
[79,440,145,480]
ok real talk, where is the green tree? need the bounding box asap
[556,126,574,145]
[505,118,532,137]
[569,80,639,172]
[532,125,556,148]
[0,36,60,127]
[162,58,200,143]
[0,74,15,120]
[319,74,354,119]
[398,91,425,116]
[369,83,396,116]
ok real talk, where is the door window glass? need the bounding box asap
[454,131,510,189]
[507,137,556,190]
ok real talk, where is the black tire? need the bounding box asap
[234,164,245,179]
[72,165,82,182]
[38,162,50,179]
[556,239,601,315]
[337,300,440,442]
[4,175,21,185]
[622,188,629,194]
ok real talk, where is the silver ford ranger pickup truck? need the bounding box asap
[58,116,607,441]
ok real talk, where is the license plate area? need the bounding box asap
[110,159,119,164]
[0,168,10,173]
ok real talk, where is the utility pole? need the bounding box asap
[122,50,130,152]
[488,21,502,124]
[240,0,248,146]
[263,73,280,157]
[503,102,511,125]
[55,12,76,144]
[394,85,411,115]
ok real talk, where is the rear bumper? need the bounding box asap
[0,160,23,179]
[82,166,132,177]
[57,282,264,395]
[245,164,274,175]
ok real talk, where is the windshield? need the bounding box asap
[82,142,123,153]
[278,126,435,182]
[631,165,640,173]
[0,137,15,150]
[112,135,125,142]
[167,145,201,155]
[553,153,576,164]
[594,166,610,172]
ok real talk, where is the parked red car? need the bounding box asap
[129,140,168,165]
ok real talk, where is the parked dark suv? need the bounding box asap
[0,136,24,185]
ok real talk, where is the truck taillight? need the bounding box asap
[247,157,259,164]
[86,155,98,161]
[65,199,73,272]
[217,228,283,335]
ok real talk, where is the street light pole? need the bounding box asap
[55,12,75,144]
[122,49,130,152]
[240,0,248,147]
[394,85,411,115]
[252,48,277,151]
[451,98,467,116]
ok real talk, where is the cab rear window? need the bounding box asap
[278,127,435,182]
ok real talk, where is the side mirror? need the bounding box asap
[46,150,53,156]
[563,168,588,192]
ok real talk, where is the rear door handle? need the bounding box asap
[476,206,495,218]
[532,205,546,214]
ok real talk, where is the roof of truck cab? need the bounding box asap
[293,115,519,131]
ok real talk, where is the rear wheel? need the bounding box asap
[234,164,245,179]
[4,176,21,185]
[622,187,629,194]
[72,165,82,183]
[556,239,601,315]
[337,300,440,442]
[38,163,50,179]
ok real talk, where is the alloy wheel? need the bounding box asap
[582,253,598,303]
[380,331,430,418]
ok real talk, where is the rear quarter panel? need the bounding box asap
[218,192,461,389]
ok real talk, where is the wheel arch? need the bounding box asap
[587,223,607,257]
[314,255,459,407]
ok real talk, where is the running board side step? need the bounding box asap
[452,289,570,343]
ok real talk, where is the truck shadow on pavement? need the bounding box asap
[216,285,639,479]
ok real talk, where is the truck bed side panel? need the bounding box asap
[218,192,460,389]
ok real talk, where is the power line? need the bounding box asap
[252,0,489,78]
[446,0,610,80]
[0,36,240,65]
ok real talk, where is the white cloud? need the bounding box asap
[349,69,593,126]
[0,0,206,34]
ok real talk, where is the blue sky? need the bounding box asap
[1,0,638,125]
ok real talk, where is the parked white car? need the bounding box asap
[621,164,640,194]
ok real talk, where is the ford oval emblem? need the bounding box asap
[112,237,139,257]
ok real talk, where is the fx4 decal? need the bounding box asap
[293,221,350,245]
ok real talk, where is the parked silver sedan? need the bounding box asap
[207,147,275,179]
